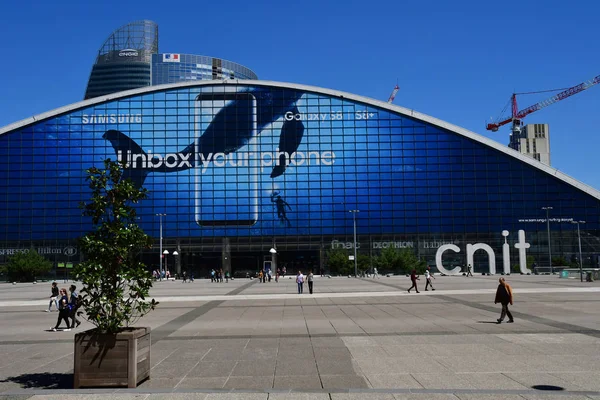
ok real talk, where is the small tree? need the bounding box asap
[357,254,371,276]
[5,249,52,282]
[74,159,157,334]
[326,248,353,275]
[373,247,425,275]
[398,248,427,274]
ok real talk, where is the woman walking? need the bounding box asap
[425,267,435,291]
[307,270,314,294]
[46,282,59,312]
[408,270,420,293]
[51,288,71,331]
[495,278,514,323]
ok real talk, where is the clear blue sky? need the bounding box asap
[1,0,598,188]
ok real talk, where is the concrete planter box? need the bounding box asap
[73,327,151,388]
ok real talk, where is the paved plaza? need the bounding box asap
[1,274,600,399]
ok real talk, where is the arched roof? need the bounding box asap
[2,79,599,200]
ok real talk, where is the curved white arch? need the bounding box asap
[1,79,599,200]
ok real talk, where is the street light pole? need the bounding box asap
[542,207,553,274]
[156,213,166,279]
[163,250,169,277]
[572,221,586,282]
[349,210,360,277]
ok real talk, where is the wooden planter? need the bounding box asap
[73,327,151,388]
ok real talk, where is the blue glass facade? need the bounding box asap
[151,54,258,85]
[1,82,599,274]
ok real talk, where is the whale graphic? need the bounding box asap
[102,88,305,187]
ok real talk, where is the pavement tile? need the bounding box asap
[231,360,276,377]
[273,375,322,389]
[136,377,180,388]
[201,348,244,362]
[346,345,390,359]
[310,337,348,347]
[316,359,361,375]
[463,373,530,390]
[365,373,423,389]
[277,349,315,360]
[175,377,227,389]
[410,373,474,389]
[455,395,524,400]
[148,394,209,400]
[187,361,237,378]
[519,395,594,400]
[267,394,330,400]
[275,360,318,376]
[320,374,370,389]
[223,375,273,389]
[240,347,279,360]
[204,394,268,400]
[503,372,585,391]
[548,372,600,391]
[391,395,459,400]
[330,394,396,400]
[313,347,353,360]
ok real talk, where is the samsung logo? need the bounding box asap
[118,48,139,57]
[82,114,142,124]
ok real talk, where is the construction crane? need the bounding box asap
[486,74,600,135]
[387,84,399,103]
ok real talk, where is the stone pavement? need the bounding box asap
[1,274,600,400]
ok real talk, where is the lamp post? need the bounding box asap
[349,210,360,277]
[542,207,553,274]
[173,250,179,276]
[571,220,586,282]
[156,213,166,279]
[163,250,169,277]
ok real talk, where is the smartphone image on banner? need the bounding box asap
[195,92,259,226]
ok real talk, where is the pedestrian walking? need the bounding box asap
[276,268,280,283]
[466,264,473,277]
[68,284,81,328]
[425,267,435,291]
[296,271,304,294]
[182,270,188,283]
[225,271,229,283]
[46,282,59,312]
[307,270,314,294]
[51,288,71,331]
[259,270,264,282]
[407,269,420,293]
[495,278,514,324]
[372,267,379,279]
[211,269,216,282]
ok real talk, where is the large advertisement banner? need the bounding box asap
[0,84,595,242]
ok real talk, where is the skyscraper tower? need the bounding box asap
[84,20,158,100]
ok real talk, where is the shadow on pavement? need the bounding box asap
[1,372,72,389]
[532,385,565,391]
[476,321,499,324]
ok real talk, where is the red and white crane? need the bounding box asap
[487,74,600,134]
[387,84,399,104]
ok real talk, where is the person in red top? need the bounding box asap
[408,270,420,293]
[495,278,514,324]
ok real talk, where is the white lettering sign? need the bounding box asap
[435,230,530,275]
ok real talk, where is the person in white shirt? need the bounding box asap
[372,267,379,279]
[296,271,304,294]
[425,267,435,291]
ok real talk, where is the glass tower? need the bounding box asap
[84,20,158,100]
